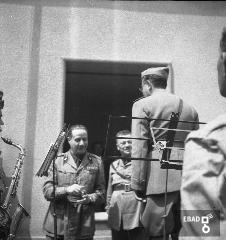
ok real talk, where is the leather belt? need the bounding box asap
[113,183,132,192]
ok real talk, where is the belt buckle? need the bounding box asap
[124,183,131,192]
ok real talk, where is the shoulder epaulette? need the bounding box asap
[56,152,68,162]
[110,159,119,168]
[88,153,101,162]
[133,96,144,103]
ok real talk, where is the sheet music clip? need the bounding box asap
[160,159,182,170]
[154,139,183,170]
[159,148,183,170]
[154,141,167,152]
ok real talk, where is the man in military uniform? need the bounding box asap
[106,130,146,240]
[0,90,7,240]
[179,27,226,239]
[131,67,199,240]
[42,124,105,240]
[0,90,6,205]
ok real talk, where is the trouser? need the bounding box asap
[141,191,181,239]
[148,236,169,240]
[46,236,93,240]
[46,236,64,240]
[112,226,147,240]
[148,233,179,240]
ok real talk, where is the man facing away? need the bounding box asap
[0,90,6,205]
[42,124,105,240]
[131,66,199,240]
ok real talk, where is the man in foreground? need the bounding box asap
[179,27,226,239]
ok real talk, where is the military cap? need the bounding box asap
[141,67,169,79]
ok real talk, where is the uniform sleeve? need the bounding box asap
[42,164,67,201]
[105,165,113,211]
[217,27,226,97]
[88,159,106,204]
[131,100,149,192]
[181,126,226,235]
[0,166,7,203]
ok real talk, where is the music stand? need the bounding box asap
[103,114,205,240]
[36,124,69,240]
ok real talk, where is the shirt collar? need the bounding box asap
[64,151,89,167]
[118,158,131,167]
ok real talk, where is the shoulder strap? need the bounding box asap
[160,98,183,169]
[178,98,183,118]
[110,161,130,180]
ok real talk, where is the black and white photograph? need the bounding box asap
[0,1,226,240]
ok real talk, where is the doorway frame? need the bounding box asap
[62,58,174,152]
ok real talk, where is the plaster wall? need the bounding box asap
[0,0,226,238]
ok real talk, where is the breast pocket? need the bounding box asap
[79,167,98,187]
[57,170,76,186]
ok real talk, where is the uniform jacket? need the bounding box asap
[42,151,105,239]
[131,89,199,195]
[0,166,6,205]
[106,159,142,231]
[180,114,226,239]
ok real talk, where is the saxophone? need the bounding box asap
[0,137,29,240]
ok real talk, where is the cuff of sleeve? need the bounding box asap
[56,186,67,196]
[131,178,146,192]
[105,205,109,213]
[87,194,95,203]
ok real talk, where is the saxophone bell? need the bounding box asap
[0,137,28,240]
[7,203,30,240]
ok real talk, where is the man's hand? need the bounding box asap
[75,194,91,205]
[66,184,85,196]
[105,204,109,214]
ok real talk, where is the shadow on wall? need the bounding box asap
[20,2,42,238]
[2,0,226,17]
